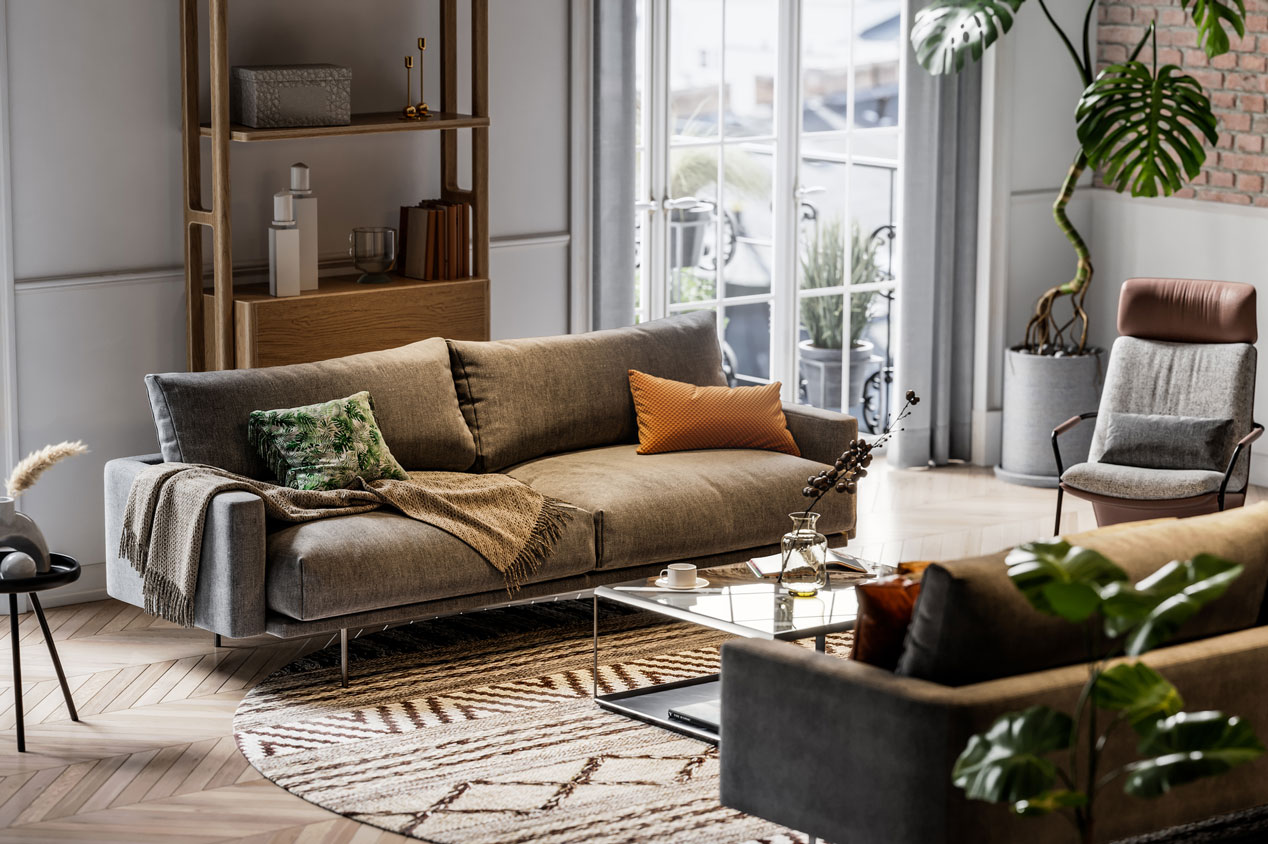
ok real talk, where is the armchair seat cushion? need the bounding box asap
[265,508,596,621]
[506,444,853,569]
[1062,462,1224,500]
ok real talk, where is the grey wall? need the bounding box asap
[1,0,581,604]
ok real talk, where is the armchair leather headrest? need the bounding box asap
[1117,277,1257,344]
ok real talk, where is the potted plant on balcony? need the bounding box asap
[800,220,882,410]
[668,147,769,272]
[909,0,1238,484]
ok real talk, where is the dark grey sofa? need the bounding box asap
[104,312,856,649]
[719,505,1268,844]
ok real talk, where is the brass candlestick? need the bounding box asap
[401,56,419,120]
[415,37,430,117]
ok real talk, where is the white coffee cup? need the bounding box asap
[661,563,697,587]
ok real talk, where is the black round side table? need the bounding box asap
[0,553,80,751]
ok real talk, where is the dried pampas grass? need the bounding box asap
[5,441,89,499]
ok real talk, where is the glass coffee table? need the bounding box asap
[592,565,873,744]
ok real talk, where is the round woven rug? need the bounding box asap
[233,600,851,844]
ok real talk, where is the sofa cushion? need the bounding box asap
[146,338,475,478]
[448,312,726,472]
[628,369,800,456]
[265,508,597,621]
[896,504,1268,686]
[505,444,854,569]
[1100,412,1232,471]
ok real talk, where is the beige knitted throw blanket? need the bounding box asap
[118,463,575,627]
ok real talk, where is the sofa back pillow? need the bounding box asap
[896,503,1268,686]
[146,338,476,478]
[448,311,726,472]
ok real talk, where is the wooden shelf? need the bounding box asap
[200,111,490,143]
[204,275,489,369]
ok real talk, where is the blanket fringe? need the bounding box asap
[503,497,575,594]
[143,571,194,628]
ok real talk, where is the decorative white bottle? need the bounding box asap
[289,162,319,291]
[269,191,301,298]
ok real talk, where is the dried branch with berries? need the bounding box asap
[801,390,920,514]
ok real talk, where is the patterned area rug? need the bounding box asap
[234,600,849,844]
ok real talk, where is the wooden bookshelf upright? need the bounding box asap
[180,0,490,371]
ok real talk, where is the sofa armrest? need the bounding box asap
[104,455,268,638]
[781,402,856,466]
[720,638,965,843]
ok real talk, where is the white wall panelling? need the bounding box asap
[3,0,583,605]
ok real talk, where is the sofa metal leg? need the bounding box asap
[214,634,222,648]
[1053,487,1065,536]
[340,628,349,688]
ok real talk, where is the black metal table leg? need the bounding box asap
[30,594,76,721]
[10,594,22,752]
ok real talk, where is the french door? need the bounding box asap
[633,0,902,429]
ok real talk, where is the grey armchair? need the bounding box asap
[1053,277,1260,531]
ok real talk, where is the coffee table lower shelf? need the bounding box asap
[595,673,721,745]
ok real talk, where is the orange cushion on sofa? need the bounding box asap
[851,576,922,670]
[627,369,800,456]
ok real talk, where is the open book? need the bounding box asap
[746,549,874,579]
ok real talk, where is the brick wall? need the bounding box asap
[1097,0,1268,206]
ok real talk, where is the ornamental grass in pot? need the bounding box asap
[909,0,1240,483]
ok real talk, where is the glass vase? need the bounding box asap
[778,511,828,597]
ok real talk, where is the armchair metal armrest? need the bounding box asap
[1219,422,1264,508]
[1050,412,1098,476]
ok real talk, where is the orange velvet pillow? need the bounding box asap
[851,576,922,670]
[627,370,800,456]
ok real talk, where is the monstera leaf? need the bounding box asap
[1100,555,1242,655]
[1092,662,1184,733]
[1006,541,1128,623]
[911,0,1025,75]
[1181,0,1247,57]
[1076,62,1219,198]
[1125,711,1264,798]
[952,706,1075,803]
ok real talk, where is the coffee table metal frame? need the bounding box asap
[591,571,859,745]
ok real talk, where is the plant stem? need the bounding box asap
[1024,153,1094,352]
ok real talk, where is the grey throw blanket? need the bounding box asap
[119,463,575,627]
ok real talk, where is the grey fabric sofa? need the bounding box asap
[719,505,1268,844]
[105,312,856,648]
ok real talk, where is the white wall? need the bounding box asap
[0,0,583,604]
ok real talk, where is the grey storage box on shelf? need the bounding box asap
[230,64,352,129]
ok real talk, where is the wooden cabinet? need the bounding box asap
[202,275,489,369]
[180,0,490,371]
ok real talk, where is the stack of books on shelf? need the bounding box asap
[399,199,471,280]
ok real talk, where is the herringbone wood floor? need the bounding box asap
[0,463,1256,842]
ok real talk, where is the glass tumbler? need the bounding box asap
[349,227,397,284]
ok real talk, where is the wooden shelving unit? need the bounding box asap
[180,0,490,371]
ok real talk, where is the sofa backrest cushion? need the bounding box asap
[447,311,726,472]
[145,338,476,477]
[896,504,1268,686]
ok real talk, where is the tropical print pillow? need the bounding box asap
[247,391,409,490]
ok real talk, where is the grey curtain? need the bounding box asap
[891,34,981,468]
[591,0,637,330]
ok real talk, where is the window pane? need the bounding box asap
[802,0,851,134]
[669,147,719,304]
[722,142,774,296]
[724,0,778,138]
[723,301,772,383]
[854,0,901,128]
[671,0,723,140]
[797,293,843,411]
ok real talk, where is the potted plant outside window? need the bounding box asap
[909,0,1237,484]
[800,220,883,410]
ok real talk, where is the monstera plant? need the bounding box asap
[952,541,1264,842]
[911,0,1236,352]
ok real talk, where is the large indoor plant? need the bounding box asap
[910,0,1236,483]
[799,220,882,410]
[954,539,1264,842]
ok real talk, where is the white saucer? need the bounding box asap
[654,577,710,590]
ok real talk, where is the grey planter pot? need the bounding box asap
[799,340,877,410]
[995,347,1105,488]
